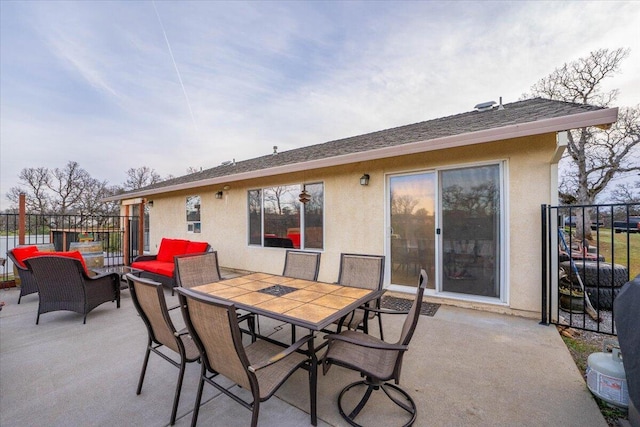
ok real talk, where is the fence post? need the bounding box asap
[139,201,145,257]
[18,193,26,245]
[540,204,548,325]
[123,205,130,266]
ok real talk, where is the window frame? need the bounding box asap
[186,195,201,234]
[247,182,324,250]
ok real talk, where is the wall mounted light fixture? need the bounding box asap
[223,185,231,191]
[215,191,223,199]
[360,174,370,186]
[147,200,154,207]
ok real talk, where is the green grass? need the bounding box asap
[589,229,640,278]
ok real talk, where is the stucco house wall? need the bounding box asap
[141,133,555,318]
[110,98,618,320]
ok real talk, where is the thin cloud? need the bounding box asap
[1,1,639,209]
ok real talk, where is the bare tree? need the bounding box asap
[123,166,162,191]
[523,48,640,239]
[523,48,640,205]
[186,166,203,174]
[76,180,121,216]
[8,161,98,215]
[7,167,51,213]
[611,180,640,216]
[48,161,91,214]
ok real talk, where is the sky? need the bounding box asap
[1,1,639,210]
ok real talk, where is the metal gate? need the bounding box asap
[541,203,639,335]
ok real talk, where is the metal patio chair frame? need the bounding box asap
[322,269,428,427]
[176,287,315,427]
[126,274,200,425]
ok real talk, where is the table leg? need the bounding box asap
[308,329,317,426]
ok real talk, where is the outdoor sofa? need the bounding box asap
[131,238,210,290]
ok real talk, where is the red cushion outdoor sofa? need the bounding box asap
[131,238,210,290]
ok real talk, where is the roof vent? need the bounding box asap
[273,146,278,155]
[474,101,496,112]
[497,96,504,110]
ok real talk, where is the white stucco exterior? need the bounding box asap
[130,133,558,319]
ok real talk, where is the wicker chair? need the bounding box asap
[334,253,385,339]
[282,250,321,281]
[23,256,120,324]
[126,274,200,425]
[7,249,40,304]
[7,245,54,304]
[322,269,428,427]
[176,287,315,427]
[174,251,222,288]
[174,251,256,341]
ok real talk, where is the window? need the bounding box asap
[248,183,323,249]
[186,195,201,233]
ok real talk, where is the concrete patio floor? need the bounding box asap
[0,283,607,427]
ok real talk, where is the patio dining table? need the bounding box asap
[190,272,384,426]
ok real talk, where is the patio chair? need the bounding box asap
[174,251,256,341]
[7,248,40,304]
[282,250,321,281]
[175,251,222,288]
[23,255,120,324]
[334,253,385,339]
[322,269,428,427]
[176,287,315,427]
[282,250,321,342]
[126,274,200,426]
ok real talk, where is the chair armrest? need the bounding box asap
[324,333,408,352]
[248,334,313,372]
[133,255,158,262]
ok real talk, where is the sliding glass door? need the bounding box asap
[388,172,436,289]
[440,165,501,298]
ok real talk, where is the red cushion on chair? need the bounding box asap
[11,245,39,268]
[27,251,89,273]
[185,241,208,254]
[156,238,190,262]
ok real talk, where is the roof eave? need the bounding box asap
[107,107,618,202]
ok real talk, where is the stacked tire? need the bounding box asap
[559,261,629,310]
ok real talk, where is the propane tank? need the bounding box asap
[586,344,629,409]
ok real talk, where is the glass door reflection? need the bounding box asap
[440,165,501,298]
[389,173,435,288]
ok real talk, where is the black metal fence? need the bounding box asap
[0,213,140,284]
[541,203,640,335]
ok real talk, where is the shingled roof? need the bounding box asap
[109,97,617,201]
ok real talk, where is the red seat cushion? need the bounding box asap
[156,238,190,262]
[131,260,175,277]
[28,251,89,273]
[11,245,39,268]
[185,241,208,254]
